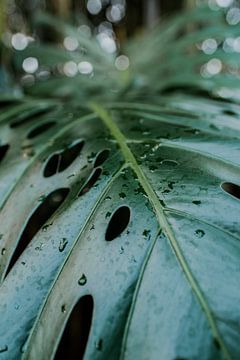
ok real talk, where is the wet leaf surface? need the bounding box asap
[0,94,239,360]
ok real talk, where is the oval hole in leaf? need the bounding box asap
[223,109,237,116]
[10,107,51,128]
[105,206,131,241]
[0,144,9,164]
[59,140,85,173]
[43,154,60,178]
[94,149,110,168]
[78,168,102,196]
[27,121,56,139]
[54,295,94,360]
[44,140,84,178]
[221,182,240,200]
[5,188,69,276]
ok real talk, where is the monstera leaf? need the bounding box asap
[0,3,240,360]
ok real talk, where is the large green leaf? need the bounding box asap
[1,3,240,360]
[0,93,240,359]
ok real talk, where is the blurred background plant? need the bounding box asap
[0,0,185,92]
[1,0,240,102]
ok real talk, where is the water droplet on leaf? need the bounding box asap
[195,229,205,238]
[78,274,87,286]
[192,200,201,205]
[120,246,124,254]
[149,165,157,172]
[0,345,8,353]
[142,229,151,239]
[95,339,103,351]
[59,238,68,252]
[20,341,28,354]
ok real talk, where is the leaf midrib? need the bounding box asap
[90,102,231,360]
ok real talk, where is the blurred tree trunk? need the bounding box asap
[125,0,143,36]
[126,0,185,35]
[0,0,5,36]
[46,0,71,18]
[143,0,160,29]
[160,0,184,15]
